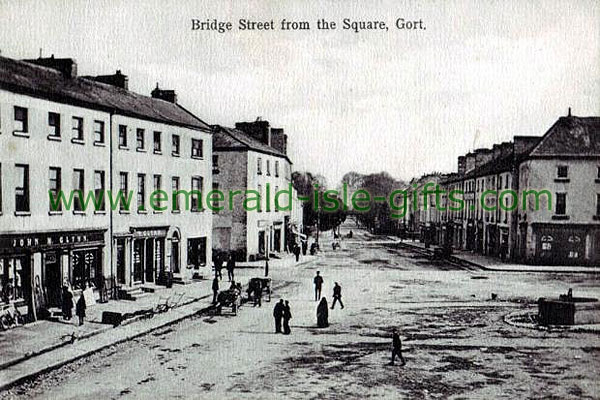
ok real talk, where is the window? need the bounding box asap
[212,182,219,214]
[14,106,28,133]
[555,193,566,215]
[0,163,2,214]
[136,128,145,151]
[191,176,203,212]
[596,193,600,217]
[94,170,105,211]
[172,177,180,211]
[48,112,60,138]
[119,172,128,211]
[118,125,127,148]
[274,185,279,212]
[15,164,29,213]
[72,117,84,141]
[597,166,600,179]
[257,184,262,212]
[172,134,180,156]
[93,120,105,144]
[137,174,146,211]
[153,174,162,192]
[73,169,84,212]
[257,157,262,175]
[49,167,61,211]
[275,161,279,177]
[557,165,568,179]
[191,139,203,158]
[266,160,271,176]
[153,131,162,153]
[212,155,219,174]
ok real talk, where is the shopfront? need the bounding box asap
[0,229,106,315]
[130,227,167,285]
[533,224,595,266]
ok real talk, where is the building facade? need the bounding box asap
[0,55,212,318]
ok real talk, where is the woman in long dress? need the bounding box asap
[316,297,329,328]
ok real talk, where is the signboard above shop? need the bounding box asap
[0,230,106,252]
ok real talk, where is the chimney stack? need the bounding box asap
[235,119,271,146]
[151,84,178,103]
[91,70,129,90]
[23,54,77,79]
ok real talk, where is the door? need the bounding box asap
[116,239,126,284]
[171,240,180,274]
[44,252,61,307]
[145,240,154,282]
[133,240,144,283]
[258,231,266,255]
[274,229,281,252]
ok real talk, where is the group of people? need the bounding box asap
[61,285,87,326]
[273,299,292,334]
[313,271,344,328]
[213,252,236,282]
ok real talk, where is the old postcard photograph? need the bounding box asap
[0,0,598,398]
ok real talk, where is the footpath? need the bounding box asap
[397,239,600,274]
[0,253,318,392]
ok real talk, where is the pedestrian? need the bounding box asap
[273,299,285,333]
[390,329,406,366]
[313,271,323,301]
[301,240,308,256]
[283,300,292,334]
[293,244,301,262]
[331,282,344,309]
[212,276,219,304]
[253,282,262,307]
[76,294,86,326]
[265,258,269,277]
[227,254,236,282]
[62,286,73,320]
[214,253,223,280]
[316,297,329,328]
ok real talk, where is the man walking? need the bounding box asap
[390,329,406,366]
[212,276,219,304]
[214,253,223,280]
[293,245,301,262]
[283,300,292,334]
[273,299,285,333]
[226,254,235,282]
[331,282,344,309]
[313,271,323,301]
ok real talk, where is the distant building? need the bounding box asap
[212,120,300,261]
[0,55,212,318]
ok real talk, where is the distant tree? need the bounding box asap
[292,171,345,233]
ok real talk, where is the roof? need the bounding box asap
[0,56,211,130]
[213,126,291,162]
[529,116,600,157]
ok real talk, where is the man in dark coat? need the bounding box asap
[62,286,73,320]
[273,299,285,333]
[316,297,329,328]
[214,253,223,280]
[293,245,301,262]
[331,282,344,309]
[301,240,308,256]
[76,295,86,326]
[212,277,219,304]
[283,300,292,334]
[313,271,323,301]
[226,254,235,282]
[391,329,406,366]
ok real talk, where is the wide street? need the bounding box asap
[3,223,599,399]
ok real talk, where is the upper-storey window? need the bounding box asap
[266,160,271,176]
[136,129,145,151]
[48,112,61,138]
[257,157,262,175]
[72,117,84,142]
[153,131,162,154]
[15,164,30,213]
[49,167,61,211]
[14,106,28,133]
[191,139,203,159]
[118,125,128,148]
[275,161,279,177]
[172,134,180,156]
[557,165,568,179]
[555,193,567,215]
[94,120,105,144]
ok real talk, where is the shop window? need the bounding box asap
[187,237,207,269]
[48,112,61,138]
[72,249,100,290]
[191,138,203,159]
[172,134,180,156]
[118,125,128,148]
[136,128,145,151]
[49,167,61,211]
[568,251,579,259]
[0,257,26,303]
[15,164,30,213]
[541,235,553,251]
[72,117,84,142]
[14,106,28,133]
[94,120,105,144]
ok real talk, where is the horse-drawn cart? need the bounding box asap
[246,277,272,303]
[215,287,242,315]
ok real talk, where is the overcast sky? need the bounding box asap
[1,0,598,185]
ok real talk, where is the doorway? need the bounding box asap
[44,252,61,307]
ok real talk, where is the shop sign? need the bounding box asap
[0,231,105,251]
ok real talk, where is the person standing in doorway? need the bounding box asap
[76,294,86,326]
[212,277,219,304]
[331,282,344,309]
[390,329,406,366]
[273,299,285,333]
[62,286,73,320]
[283,300,292,334]
[227,254,236,282]
[313,271,324,301]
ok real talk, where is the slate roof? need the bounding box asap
[213,126,291,162]
[0,56,211,130]
[529,116,600,157]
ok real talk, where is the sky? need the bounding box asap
[1,0,598,185]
